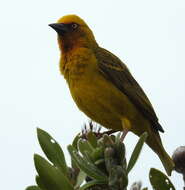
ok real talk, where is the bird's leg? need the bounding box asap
[120,118,131,141]
[120,128,129,141]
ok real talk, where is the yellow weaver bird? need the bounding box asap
[49,15,174,175]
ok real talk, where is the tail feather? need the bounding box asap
[146,128,174,176]
[152,120,165,133]
[158,148,175,176]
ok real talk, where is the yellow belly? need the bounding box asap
[62,47,149,133]
[69,71,140,131]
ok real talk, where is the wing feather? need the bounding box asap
[95,48,164,132]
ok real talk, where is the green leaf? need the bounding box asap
[71,134,81,169]
[68,145,108,182]
[25,186,42,190]
[86,131,98,148]
[72,133,81,150]
[36,175,47,190]
[115,132,122,144]
[142,188,148,190]
[115,141,126,168]
[126,132,148,174]
[109,166,128,189]
[77,139,95,164]
[104,147,116,173]
[34,154,74,190]
[149,168,176,190]
[95,158,105,165]
[37,128,68,176]
[78,139,94,156]
[102,134,114,147]
[91,147,104,162]
[74,170,86,189]
[79,180,106,190]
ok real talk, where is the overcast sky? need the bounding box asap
[0,0,185,189]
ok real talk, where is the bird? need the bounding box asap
[49,14,174,176]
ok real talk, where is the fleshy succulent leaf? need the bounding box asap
[79,180,106,190]
[86,131,98,148]
[37,128,68,176]
[149,168,176,190]
[68,145,108,182]
[25,186,42,190]
[35,175,47,190]
[74,170,86,189]
[102,134,114,147]
[109,166,128,189]
[127,132,148,174]
[34,154,74,190]
[115,141,126,168]
[78,139,94,156]
[72,133,81,150]
[91,146,104,162]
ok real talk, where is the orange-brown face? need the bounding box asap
[49,15,97,51]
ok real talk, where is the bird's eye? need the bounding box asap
[71,23,78,29]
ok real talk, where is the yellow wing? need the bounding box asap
[95,47,164,132]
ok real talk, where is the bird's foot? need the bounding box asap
[81,121,117,139]
[100,129,118,136]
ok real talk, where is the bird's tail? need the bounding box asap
[146,130,175,176]
[157,146,175,176]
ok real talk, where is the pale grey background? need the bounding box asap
[0,0,184,189]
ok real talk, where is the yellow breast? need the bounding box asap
[60,47,140,130]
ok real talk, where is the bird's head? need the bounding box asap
[49,15,97,52]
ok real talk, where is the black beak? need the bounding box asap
[49,23,69,34]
